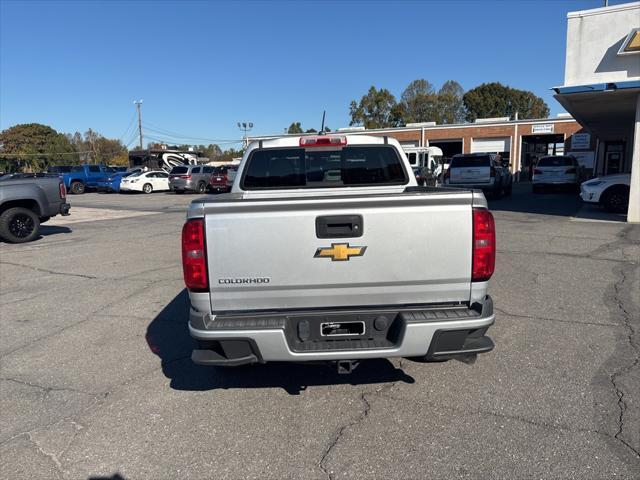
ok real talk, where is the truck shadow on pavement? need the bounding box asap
[146,290,415,395]
[38,225,72,238]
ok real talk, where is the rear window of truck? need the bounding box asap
[450,156,491,168]
[537,156,574,167]
[242,146,408,189]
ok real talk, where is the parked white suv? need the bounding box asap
[580,173,631,213]
[444,153,512,197]
[532,155,581,193]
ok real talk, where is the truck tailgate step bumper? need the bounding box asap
[189,296,494,365]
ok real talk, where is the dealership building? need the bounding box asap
[553,1,639,222]
[251,116,593,178]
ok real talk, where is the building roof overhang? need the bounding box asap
[553,80,640,140]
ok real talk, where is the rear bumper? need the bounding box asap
[59,203,71,216]
[532,179,578,185]
[170,180,196,191]
[446,182,497,191]
[189,296,495,366]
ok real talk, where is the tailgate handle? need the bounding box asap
[316,215,363,238]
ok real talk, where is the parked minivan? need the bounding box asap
[169,165,216,194]
[444,153,512,197]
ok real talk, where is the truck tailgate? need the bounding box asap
[202,191,473,312]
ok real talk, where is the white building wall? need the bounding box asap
[564,2,640,86]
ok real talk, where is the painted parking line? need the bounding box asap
[47,207,157,224]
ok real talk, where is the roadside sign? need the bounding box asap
[571,133,591,150]
[532,124,554,134]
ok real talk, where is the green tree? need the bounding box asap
[436,80,466,124]
[218,148,244,163]
[398,79,438,124]
[349,86,400,129]
[287,122,304,134]
[0,123,78,172]
[463,82,549,121]
[68,129,127,164]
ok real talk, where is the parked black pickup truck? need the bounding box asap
[0,174,70,243]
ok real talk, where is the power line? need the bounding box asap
[144,133,242,147]
[0,150,93,157]
[142,121,240,143]
[118,111,137,143]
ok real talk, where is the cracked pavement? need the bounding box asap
[1,185,639,479]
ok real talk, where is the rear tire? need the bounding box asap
[197,182,207,194]
[0,207,40,243]
[70,181,85,194]
[142,183,153,194]
[601,185,629,213]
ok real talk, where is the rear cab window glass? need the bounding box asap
[450,155,491,168]
[88,166,101,173]
[537,156,574,167]
[242,146,408,190]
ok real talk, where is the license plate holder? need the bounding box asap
[321,321,365,337]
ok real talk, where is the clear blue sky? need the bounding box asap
[0,0,622,148]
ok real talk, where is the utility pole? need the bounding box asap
[134,99,144,149]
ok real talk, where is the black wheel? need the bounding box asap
[70,181,85,194]
[174,190,184,195]
[0,207,40,243]
[601,185,629,213]
[142,183,153,194]
[197,182,207,194]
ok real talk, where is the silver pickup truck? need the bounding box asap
[182,135,496,372]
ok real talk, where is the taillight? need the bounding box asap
[181,175,192,179]
[566,167,576,174]
[299,136,347,148]
[472,208,495,282]
[182,219,208,291]
[533,169,543,175]
[59,182,66,199]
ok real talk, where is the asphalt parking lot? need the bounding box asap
[1,184,639,479]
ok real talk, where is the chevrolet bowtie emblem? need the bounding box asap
[314,243,367,262]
